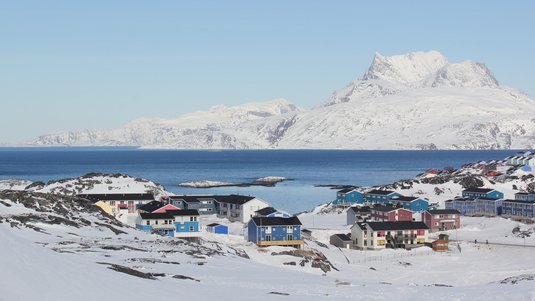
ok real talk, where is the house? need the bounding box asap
[215,195,270,223]
[301,228,312,240]
[335,187,364,205]
[346,206,372,225]
[164,195,217,215]
[476,197,503,216]
[365,190,403,204]
[330,234,352,249]
[247,216,303,248]
[502,199,535,221]
[445,197,503,216]
[422,209,461,232]
[370,205,413,222]
[137,200,165,213]
[390,196,429,212]
[515,192,535,202]
[135,209,200,239]
[206,223,229,234]
[79,193,155,214]
[254,207,290,218]
[432,239,449,252]
[167,209,201,238]
[462,188,503,200]
[351,221,429,250]
[135,213,176,236]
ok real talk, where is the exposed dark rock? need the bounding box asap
[172,275,200,282]
[455,176,484,189]
[97,262,157,280]
[268,292,290,296]
[499,274,535,284]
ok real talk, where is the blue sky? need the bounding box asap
[1,1,534,144]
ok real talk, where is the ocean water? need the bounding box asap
[0,148,515,213]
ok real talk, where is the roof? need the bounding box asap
[462,188,495,194]
[371,205,403,212]
[427,209,460,215]
[391,196,425,202]
[332,233,351,241]
[207,223,226,227]
[169,194,256,205]
[366,189,396,196]
[137,201,165,212]
[514,192,535,196]
[78,193,154,202]
[476,197,502,201]
[338,187,356,194]
[503,199,535,205]
[349,206,371,213]
[366,221,429,231]
[167,195,216,203]
[255,207,278,216]
[139,212,173,220]
[251,216,302,226]
[213,195,256,205]
[167,209,200,216]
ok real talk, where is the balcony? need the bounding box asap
[257,240,304,247]
[151,224,175,230]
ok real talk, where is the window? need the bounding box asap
[190,217,195,221]
[287,234,293,241]
[266,226,272,234]
[146,221,150,226]
[155,220,159,225]
[265,235,272,241]
[287,226,293,232]
[364,240,367,246]
[109,201,115,206]
[189,226,194,232]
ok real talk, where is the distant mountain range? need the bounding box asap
[30,51,535,150]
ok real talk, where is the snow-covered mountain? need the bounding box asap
[30,51,535,150]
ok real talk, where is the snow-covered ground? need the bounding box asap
[3,162,535,300]
[2,191,535,301]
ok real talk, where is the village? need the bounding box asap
[79,151,535,256]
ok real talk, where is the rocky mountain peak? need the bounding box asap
[363,50,449,84]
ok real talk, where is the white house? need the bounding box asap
[215,195,270,223]
[351,221,429,250]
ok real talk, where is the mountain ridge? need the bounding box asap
[30,51,535,150]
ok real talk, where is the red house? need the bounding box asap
[370,205,413,222]
[422,209,461,232]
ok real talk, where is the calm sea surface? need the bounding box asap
[0,148,515,213]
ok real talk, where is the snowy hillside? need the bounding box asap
[2,181,535,300]
[30,51,535,150]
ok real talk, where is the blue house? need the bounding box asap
[206,223,229,234]
[135,212,176,237]
[390,196,429,212]
[335,188,364,205]
[168,209,200,238]
[502,199,535,221]
[365,189,403,204]
[462,188,503,200]
[445,197,502,216]
[247,216,303,248]
[515,192,535,202]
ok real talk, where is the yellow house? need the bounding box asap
[95,201,114,216]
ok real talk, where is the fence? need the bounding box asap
[351,249,435,264]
